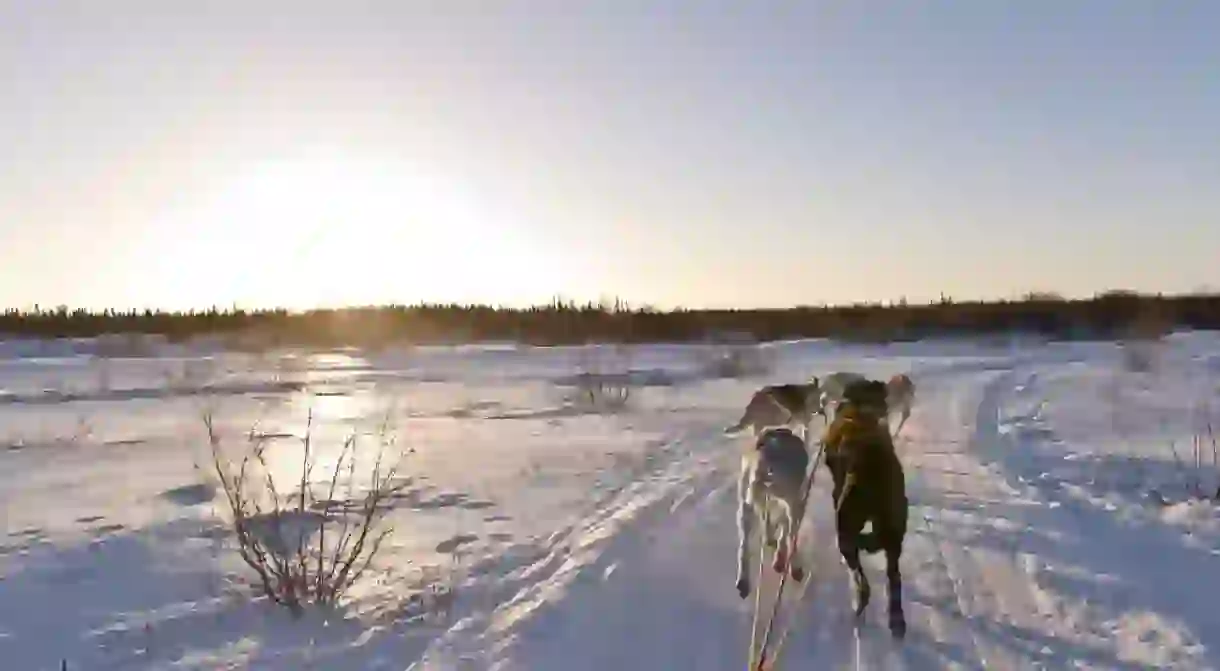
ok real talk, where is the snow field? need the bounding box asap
[1,335,1219,669]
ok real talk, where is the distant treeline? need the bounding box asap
[0,291,1213,348]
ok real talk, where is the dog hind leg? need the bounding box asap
[882,483,909,637]
[771,505,789,574]
[735,462,758,598]
[883,537,906,638]
[785,496,807,582]
[837,509,871,619]
[771,501,797,575]
[762,505,779,548]
[895,403,911,437]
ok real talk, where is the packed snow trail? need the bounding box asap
[414,363,1214,670]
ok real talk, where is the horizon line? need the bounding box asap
[5,287,1210,317]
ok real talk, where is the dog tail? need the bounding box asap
[724,415,749,435]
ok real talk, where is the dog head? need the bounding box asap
[841,379,889,420]
[886,373,914,398]
[823,379,892,481]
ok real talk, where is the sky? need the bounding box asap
[1,1,1217,311]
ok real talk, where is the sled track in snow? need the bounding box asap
[890,363,1213,670]
[408,424,733,670]
[413,359,1215,670]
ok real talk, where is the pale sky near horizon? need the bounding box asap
[1,1,1217,312]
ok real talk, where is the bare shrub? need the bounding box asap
[1209,420,1220,500]
[698,342,773,379]
[1119,339,1159,374]
[164,357,218,393]
[89,354,112,394]
[5,414,92,452]
[1119,304,1171,374]
[205,410,409,616]
[268,352,309,387]
[93,332,155,358]
[1151,399,1220,504]
[222,327,283,354]
[691,330,773,379]
[1193,398,1220,500]
[571,344,634,411]
[573,372,632,411]
[1105,366,1219,504]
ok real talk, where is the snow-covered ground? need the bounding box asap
[3,334,1220,670]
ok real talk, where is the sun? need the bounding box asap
[142,148,563,310]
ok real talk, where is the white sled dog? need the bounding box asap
[723,379,824,438]
[735,426,810,598]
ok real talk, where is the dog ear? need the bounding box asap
[870,381,890,408]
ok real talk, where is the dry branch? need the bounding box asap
[205,409,409,615]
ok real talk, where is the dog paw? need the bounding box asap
[736,578,751,599]
[771,547,788,573]
[888,611,907,639]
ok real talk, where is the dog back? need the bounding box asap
[755,428,810,487]
[764,383,814,415]
[729,383,816,435]
[821,372,867,398]
[824,404,906,503]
